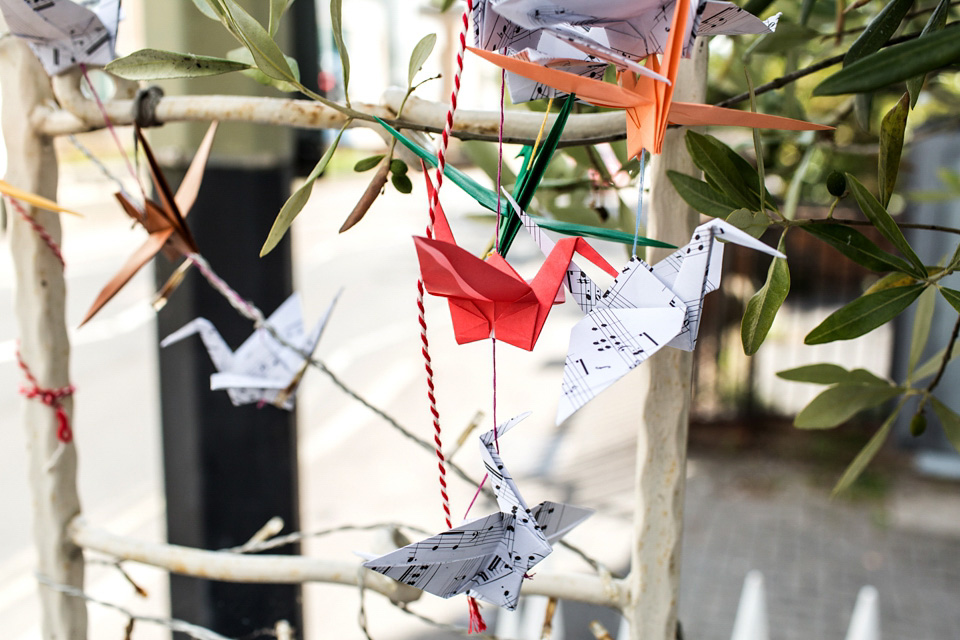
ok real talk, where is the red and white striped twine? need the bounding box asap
[7,197,65,267]
[420,0,474,533]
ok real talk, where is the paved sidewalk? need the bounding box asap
[526,409,960,640]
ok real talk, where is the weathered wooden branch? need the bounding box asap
[0,35,87,640]
[68,517,627,609]
[36,71,627,145]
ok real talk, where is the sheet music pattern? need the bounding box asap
[161,291,340,410]
[474,0,541,52]
[521,217,781,423]
[513,206,605,313]
[364,414,592,610]
[0,0,120,74]
[697,1,779,35]
[558,306,686,421]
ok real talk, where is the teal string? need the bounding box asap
[632,151,647,257]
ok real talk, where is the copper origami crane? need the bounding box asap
[415,168,619,351]
[80,122,218,326]
[468,0,831,159]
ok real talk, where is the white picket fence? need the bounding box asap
[498,571,880,640]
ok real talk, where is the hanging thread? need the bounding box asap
[632,151,647,257]
[17,347,75,443]
[79,64,147,205]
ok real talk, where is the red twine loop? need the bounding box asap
[6,197,65,267]
[17,348,75,443]
[467,597,487,634]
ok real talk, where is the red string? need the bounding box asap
[467,597,488,634]
[79,63,148,204]
[6,197,66,267]
[17,347,75,443]
[417,2,487,631]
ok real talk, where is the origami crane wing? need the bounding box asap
[468,46,658,108]
[699,1,780,35]
[415,236,532,302]
[364,511,511,599]
[558,306,686,424]
[0,0,120,74]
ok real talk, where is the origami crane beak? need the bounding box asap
[711,219,786,259]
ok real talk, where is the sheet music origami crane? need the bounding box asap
[0,0,120,75]
[363,412,593,610]
[515,199,784,424]
[159,291,340,410]
[415,172,620,351]
[80,122,218,326]
[468,0,830,158]
[473,0,780,102]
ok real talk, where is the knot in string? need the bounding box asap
[17,348,75,443]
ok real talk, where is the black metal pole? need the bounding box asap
[155,163,303,638]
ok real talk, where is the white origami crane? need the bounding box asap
[0,0,120,75]
[472,0,671,103]
[513,196,784,424]
[362,412,593,610]
[492,0,780,61]
[473,0,778,104]
[160,291,340,411]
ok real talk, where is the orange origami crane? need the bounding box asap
[80,122,218,326]
[468,0,831,159]
[415,168,619,351]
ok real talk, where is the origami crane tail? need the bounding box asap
[421,162,455,243]
[467,46,650,110]
[173,121,218,217]
[668,101,834,132]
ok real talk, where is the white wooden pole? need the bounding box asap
[0,34,87,640]
[625,38,708,640]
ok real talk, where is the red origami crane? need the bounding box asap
[415,170,618,351]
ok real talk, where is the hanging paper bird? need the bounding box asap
[80,122,218,325]
[512,192,784,423]
[415,169,620,351]
[362,412,593,610]
[468,0,829,158]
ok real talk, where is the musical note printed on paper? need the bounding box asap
[491,0,778,60]
[470,0,828,159]
[0,0,120,74]
[363,413,593,610]
[516,201,785,423]
[160,291,341,411]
